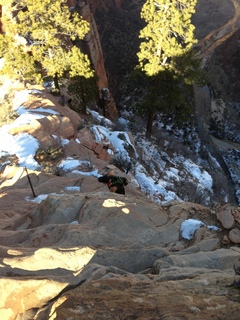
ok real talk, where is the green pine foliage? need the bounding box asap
[0,0,94,83]
[137,0,198,77]
[68,74,99,114]
[136,0,201,138]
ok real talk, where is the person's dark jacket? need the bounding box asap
[98,175,128,195]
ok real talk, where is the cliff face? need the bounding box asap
[75,1,118,119]
[88,0,144,99]
[74,1,108,89]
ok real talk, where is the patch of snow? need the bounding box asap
[64,186,81,191]
[70,220,79,225]
[180,219,205,240]
[71,169,100,177]
[181,219,219,240]
[59,158,91,171]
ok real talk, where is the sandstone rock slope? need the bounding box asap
[0,83,240,320]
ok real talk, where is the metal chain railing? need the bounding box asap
[0,166,36,197]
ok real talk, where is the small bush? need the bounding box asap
[35,145,63,162]
[0,154,19,167]
[34,145,63,174]
[111,151,135,174]
[0,92,18,127]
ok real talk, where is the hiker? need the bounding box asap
[98,173,128,195]
[59,94,65,106]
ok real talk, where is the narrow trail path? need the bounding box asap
[210,135,240,151]
[194,85,239,205]
[193,0,240,204]
[196,0,240,59]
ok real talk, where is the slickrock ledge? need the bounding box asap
[0,191,240,319]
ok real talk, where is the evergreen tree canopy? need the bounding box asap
[0,0,94,82]
[135,0,201,138]
[137,0,198,77]
[68,74,99,114]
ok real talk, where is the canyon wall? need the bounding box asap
[75,1,118,119]
[75,1,108,89]
[66,0,108,89]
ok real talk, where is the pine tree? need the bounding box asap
[68,74,99,114]
[138,0,198,77]
[0,0,94,86]
[136,0,200,138]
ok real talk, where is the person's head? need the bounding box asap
[98,176,109,183]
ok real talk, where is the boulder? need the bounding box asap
[216,205,235,229]
[228,228,240,244]
[153,247,240,273]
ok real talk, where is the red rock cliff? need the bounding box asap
[66,1,107,89]
[74,1,118,120]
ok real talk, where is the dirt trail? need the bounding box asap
[194,85,239,205]
[210,135,240,151]
[195,0,240,59]
[192,0,240,204]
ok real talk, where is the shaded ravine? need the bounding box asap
[196,0,240,59]
[194,85,238,205]
[193,0,240,204]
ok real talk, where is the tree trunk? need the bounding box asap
[81,86,86,114]
[146,110,154,139]
[54,73,60,92]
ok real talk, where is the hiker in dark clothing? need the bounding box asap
[98,174,128,195]
[59,94,65,106]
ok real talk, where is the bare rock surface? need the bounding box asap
[1,182,240,319]
[36,271,240,320]
[229,228,240,244]
[1,64,240,320]
[217,205,236,229]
